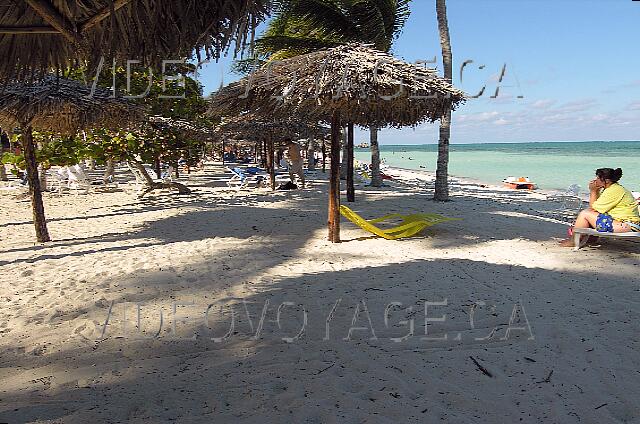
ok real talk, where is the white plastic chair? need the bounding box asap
[67,164,92,194]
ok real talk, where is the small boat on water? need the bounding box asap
[503,176,537,190]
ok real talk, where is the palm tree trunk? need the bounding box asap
[346,123,355,202]
[23,126,50,242]
[328,111,342,243]
[369,126,383,187]
[434,0,453,201]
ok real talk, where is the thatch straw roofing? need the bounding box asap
[148,116,215,141]
[214,113,329,141]
[0,0,268,80]
[0,76,144,133]
[209,44,466,128]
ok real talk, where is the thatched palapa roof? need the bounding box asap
[0,76,144,133]
[0,0,269,79]
[209,44,466,128]
[148,116,215,142]
[214,113,329,142]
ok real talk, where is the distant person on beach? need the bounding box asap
[285,138,305,188]
[560,168,640,247]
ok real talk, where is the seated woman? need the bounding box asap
[560,168,640,247]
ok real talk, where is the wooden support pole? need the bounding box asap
[25,0,81,44]
[321,138,326,173]
[80,0,133,32]
[328,111,341,243]
[346,122,355,203]
[267,137,276,190]
[154,157,161,179]
[0,26,60,34]
[23,126,51,243]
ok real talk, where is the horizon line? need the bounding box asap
[362,140,640,146]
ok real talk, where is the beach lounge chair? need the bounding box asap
[0,180,27,196]
[340,205,460,240]
[65,164,93,194]
[226,167,265,189]
[573,227,640,251]
[45,167,69,195]
[355,169,371,185]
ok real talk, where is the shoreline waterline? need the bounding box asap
[355,140,640,192]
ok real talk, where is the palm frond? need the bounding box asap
[283,0,361,41]
[257,35,341,56]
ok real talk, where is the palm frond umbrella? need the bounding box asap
[0,0,269,80]
[148,116,216,142]
[209,44,466,242]
[0,76,144,242]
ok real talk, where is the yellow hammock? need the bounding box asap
[340,205,461,240]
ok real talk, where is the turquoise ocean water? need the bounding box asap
[354,141,640,192]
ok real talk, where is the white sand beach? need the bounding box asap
[1,164,639,423]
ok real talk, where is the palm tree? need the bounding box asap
[434,0,452,201]
[247,0,412,188]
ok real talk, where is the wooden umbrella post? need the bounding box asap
[267,136,276,190]
[254,142,259,164]
[346,122,355,202]
[22,125,50,243]
[328,110,342,243]
[262,138,267,168]
[322,138,327,173]
[154,156,161,179]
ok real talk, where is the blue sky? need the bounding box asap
[197,0,640,144]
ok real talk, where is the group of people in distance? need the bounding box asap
[560,167,640,247]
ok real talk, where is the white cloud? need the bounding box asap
[627,101,640,111]
[554,98,598,114]
[456,111,499,123]
[529,99,556,109]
